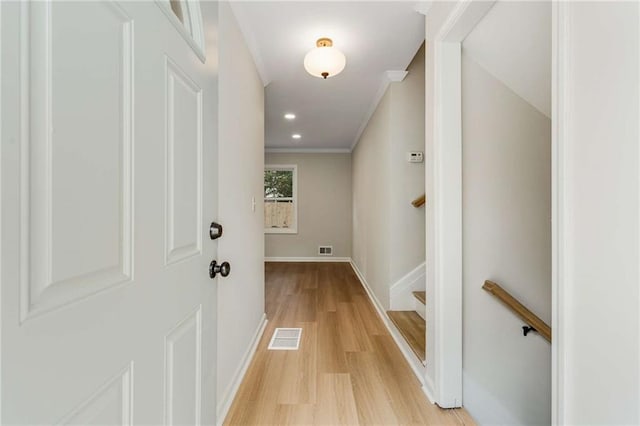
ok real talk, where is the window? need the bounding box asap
[170,0,186,25]
[155,0,206,62]
[264,165,298,234]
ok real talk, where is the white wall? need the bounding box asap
[462,1,551,118]
[389,45,426,282]
[352,45,425,309]
[352,89,393,307]
[264,153,352,259]
[554,3,640,424]
[425,2,640,421]
[216,2,265,419]
[461,53,551,425]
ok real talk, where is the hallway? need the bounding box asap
[224,262,474,425]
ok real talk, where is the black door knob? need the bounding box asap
[209,260,231,279]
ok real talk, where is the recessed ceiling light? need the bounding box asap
[284,113,296,120]
[292,134,302,140]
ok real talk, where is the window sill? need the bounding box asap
[265,228,298,235]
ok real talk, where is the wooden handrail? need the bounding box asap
[482,280,551,342]
[411,194,426,207]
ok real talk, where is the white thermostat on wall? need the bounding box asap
[407,151,424,163]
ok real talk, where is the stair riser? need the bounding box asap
[415,299,426,320]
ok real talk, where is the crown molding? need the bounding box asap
[265,148,352,154]
[350,68,410,151]
[227,2,271,86]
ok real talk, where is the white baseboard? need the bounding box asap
[216,314,268,425]
[349,260,386,315]
[389,262,426,310]
[264,256,351,262]
[348,260,429,391]
[422,373,437,404]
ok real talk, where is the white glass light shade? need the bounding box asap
[304,42,346,79]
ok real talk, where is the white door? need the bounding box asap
[1,1,220,424]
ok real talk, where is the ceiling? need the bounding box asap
[229,1,426,151]
[462,1,551,118]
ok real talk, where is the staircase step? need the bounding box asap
[387,310,426,362]
[412,291,426,305]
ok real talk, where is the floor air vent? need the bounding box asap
[268,328,302,350]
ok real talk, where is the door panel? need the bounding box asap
[59,364,133,426]
[164,308,202,426]
[165,58,203,265]
[25,0,133,320]
[1,1,219,424]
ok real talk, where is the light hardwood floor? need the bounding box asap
[224,262,475,425]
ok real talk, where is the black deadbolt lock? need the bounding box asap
[210,222,223,240]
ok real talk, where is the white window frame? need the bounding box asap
[154,0,206,63]
[264,164,298,234]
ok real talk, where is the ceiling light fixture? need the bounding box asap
[284,113,296,120]
[292,134,302,139]
[304,38,346,80]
